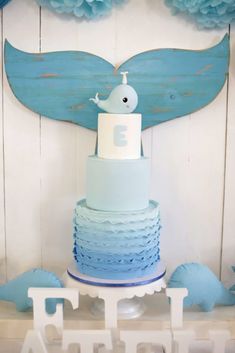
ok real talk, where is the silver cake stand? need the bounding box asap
[64,261,166,329]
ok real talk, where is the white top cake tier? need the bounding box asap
[97,113,142,160]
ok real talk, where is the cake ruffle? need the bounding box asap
[73,250,160,280]
[73,223,160,247]
[73,199,161,280]
[74,199,159,224]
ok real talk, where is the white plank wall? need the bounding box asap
[40,8,79,274]
[221,26,235,287]
[2,0,41,280]
[0,11,5,283]
[0,0,233,283]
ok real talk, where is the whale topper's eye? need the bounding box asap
[122,97,128,103]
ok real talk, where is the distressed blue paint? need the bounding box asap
[4,35,229,131]
[0,0,11,8]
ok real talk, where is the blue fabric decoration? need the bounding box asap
[36,0,126,20]
[165,0,235,29]
[229,265,235,291]
[0,0,11,8]
[168,263,235,311]
[4,35,229,131]
[0,269,63,314]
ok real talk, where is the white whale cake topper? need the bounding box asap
[90,72,138,114]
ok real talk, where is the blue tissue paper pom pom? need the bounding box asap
[37,0,126,20]
[165,0,235,29]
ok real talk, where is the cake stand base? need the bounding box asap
[91,297,146,320]
[64,261,166,328]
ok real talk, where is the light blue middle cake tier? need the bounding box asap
[86,155,149,212]
[73,199,161,280]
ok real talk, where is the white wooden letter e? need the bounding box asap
[28,288,79,340]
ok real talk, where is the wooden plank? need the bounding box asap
[115,0,228,276]
[0,10,6,283]
[75,126,96,201]
[40,119,77,274]
[221,28,235,287]
[4,36,229,131]
[2,0,41,279]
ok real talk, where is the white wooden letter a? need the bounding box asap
[21,330,48,353]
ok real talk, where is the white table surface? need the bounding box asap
[0,293,235,352]
[0,339,235,353]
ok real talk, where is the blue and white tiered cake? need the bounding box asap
[73,73,161,281]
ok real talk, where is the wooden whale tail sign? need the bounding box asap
[4,35,229,131]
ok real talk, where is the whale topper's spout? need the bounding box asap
[121,71,128,84]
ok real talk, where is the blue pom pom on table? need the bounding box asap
[36,0,126,20]
[165,0,235,29]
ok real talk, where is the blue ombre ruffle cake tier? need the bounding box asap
[73,199,160,280]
